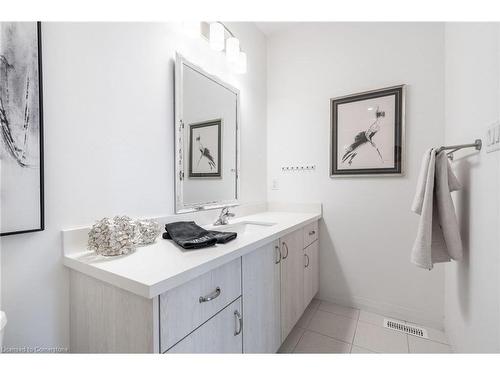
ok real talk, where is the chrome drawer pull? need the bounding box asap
[309,230,316,236]
[282,242,289,259]
[304,254,310,268]
[275,245,281,264]
[199,287,221,303]
[234,310,243,336]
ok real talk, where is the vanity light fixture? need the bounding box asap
[209,22,225,51]
[204,21,248,74]
[235,51,247,74]
[225,36,240,63]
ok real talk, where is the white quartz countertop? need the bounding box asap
[62,210,321,299]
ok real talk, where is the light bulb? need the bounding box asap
[225,37,240,63]
[182,21,200,38]
[209,22,225,52]
[235,51,247,74]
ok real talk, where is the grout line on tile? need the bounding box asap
[312,298,321,311]
[290,328,306,353]
[303,327,354,346]
[317,307,360,319]
[351,305,362,344]
[407,334,452,349]
[314,307,360,324]
[317,304,359,313]
[304,307,318,330]
[352,345,379,354]
[351,316,360,345]
[356,319,386,329]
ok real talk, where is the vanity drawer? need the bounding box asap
[303,221,318,248]
[159,258,242,352]
[166,297,243,353]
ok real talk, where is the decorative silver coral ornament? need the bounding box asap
[88,216,161,256]
[135,219,162,246]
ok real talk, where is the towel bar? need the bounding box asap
[437,139,482,160]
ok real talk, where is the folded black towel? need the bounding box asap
[207,230,238,244]
[163,221,237,249]
[163,221,216,249]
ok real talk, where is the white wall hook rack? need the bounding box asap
[281,165,316,172]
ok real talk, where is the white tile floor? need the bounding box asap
[279,299,453,354]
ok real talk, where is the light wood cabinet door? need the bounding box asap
[166,298,243,353]
[304,240,319,306]
[280,229,305,340]
[242,240,281,353]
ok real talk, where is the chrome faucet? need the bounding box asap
[214,207,235,226]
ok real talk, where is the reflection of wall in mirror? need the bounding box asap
[181,62,238,207]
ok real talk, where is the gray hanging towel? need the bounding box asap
[411,149,463,269]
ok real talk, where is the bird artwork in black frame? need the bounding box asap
[330,85,405,177]
[188,119,222,178]
[341,106,386,166]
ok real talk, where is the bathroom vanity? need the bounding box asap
[63,207,320,353]
[61,55,320,353]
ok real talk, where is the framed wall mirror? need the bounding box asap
[174,54,240,213]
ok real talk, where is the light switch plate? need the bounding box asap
[271,178,280,190]
[486,121,500,153]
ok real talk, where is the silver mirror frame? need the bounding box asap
[174,53,241,213]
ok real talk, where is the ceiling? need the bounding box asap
[254,22,301,36]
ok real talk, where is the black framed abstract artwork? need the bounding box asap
[189,119,222,178]
[0,22,44,236]
[330,85,405,177]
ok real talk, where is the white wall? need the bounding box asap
[444,23,500,352]
[267,23,446,327]
[0,22,267,349]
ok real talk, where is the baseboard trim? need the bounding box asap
[318,293,444,330]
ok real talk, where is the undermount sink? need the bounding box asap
[208,221,277,235]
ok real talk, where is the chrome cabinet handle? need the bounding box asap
[282,242,289,260]
[199,287,221,303]
[304,254,310,268]
[309,230,316,236]
[275,245,281,264]
[234,310,243,336]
